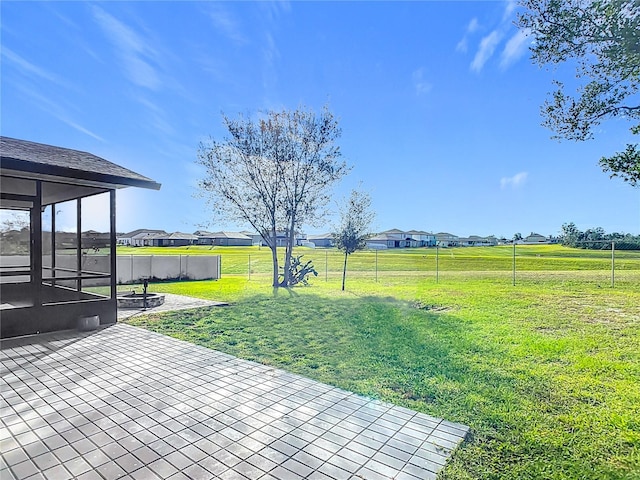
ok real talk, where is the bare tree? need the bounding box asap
[333,189,375,291]
[197,106,348,287]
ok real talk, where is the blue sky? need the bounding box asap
[2,1,638,237]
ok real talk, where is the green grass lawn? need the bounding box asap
[123,267,640,480]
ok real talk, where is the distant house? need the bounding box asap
[457,237,473,247]
[406,230,437,247]
[380,229,405,240]
[458,235,498,247]
[194,231,216,245]
[524,233,548,244]
[367,229,438,248]
[435,232,459,247]
[256,230,306,247]
[151,232,198,247]
[118,229,167,246]
[196,231,252,246]
[240,231,264,246]
[307,233,334,248]
[82,230,110,250]
[483,236,498,246]
[367,233,398,249]
[381,229,416,248]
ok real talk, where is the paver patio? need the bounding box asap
[1,324,468,479]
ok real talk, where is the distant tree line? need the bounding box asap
[560,222,640,250]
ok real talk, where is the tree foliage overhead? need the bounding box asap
[333,189,375,291]
[518,0,640,186]
[197,106,348,287]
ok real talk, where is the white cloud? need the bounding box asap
[262,32,280,89]
[206,4,248,45]
[500,172,528,189]
[470,30,502,72]
[91,6,161,90]
[502,0,517,21]
[467,18,480,34]
[500,29,531,69]
[1,47,67,87]
[14,84,104,141]
[412,68,432,96]
[456,17,479,53]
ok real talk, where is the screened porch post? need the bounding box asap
[51,202,56,287]
[76,198,82,292]
[32,180,43,308]
[110,189,116,301]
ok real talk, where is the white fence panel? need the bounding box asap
[117,255,220,284]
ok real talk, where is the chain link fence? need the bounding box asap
[220,244,640,288]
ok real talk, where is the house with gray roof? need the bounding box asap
[150,232,199,247]
[117,228,167,245]
[307,233,334,248]
[196,231,252,246]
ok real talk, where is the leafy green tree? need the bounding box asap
[333,189,375,291]
[583,227,606,249]
[559,222,640,249]
[559,222,582,247]
[518,0,640,186]
[513,232,523,241]
[197,106,348,287]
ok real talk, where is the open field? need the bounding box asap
[115,244,640,287]
[122,261,640,479]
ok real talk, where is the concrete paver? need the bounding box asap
[1,324,468,479]
[116,293,228,320]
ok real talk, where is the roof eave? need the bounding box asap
[1,157,161,191]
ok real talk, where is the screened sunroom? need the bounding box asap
[0,137,160,338]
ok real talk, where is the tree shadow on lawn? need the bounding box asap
[125,290,640,479]
[124,292,545,464]
[124,287,640,480]
[124,291,508,407]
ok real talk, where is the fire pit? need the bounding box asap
[117,278,165,309]
[117,292,165,309]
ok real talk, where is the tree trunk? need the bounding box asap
[282,218,296,287]
[269,228,279,287]
[342,252,348,291]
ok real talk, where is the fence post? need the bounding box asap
[325,250,328,282]
[375,249,378,283]
[512,243,516,286]
[436,245,439,283]
[248,254,251,280]
[611,241,615,288]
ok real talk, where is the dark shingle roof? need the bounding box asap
[0,137,160,190]
[199,231,251,240]
[154,232,199,240]
[121,229,167,237]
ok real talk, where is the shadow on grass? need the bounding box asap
[123,289,640,479]
[124,293,525,460]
